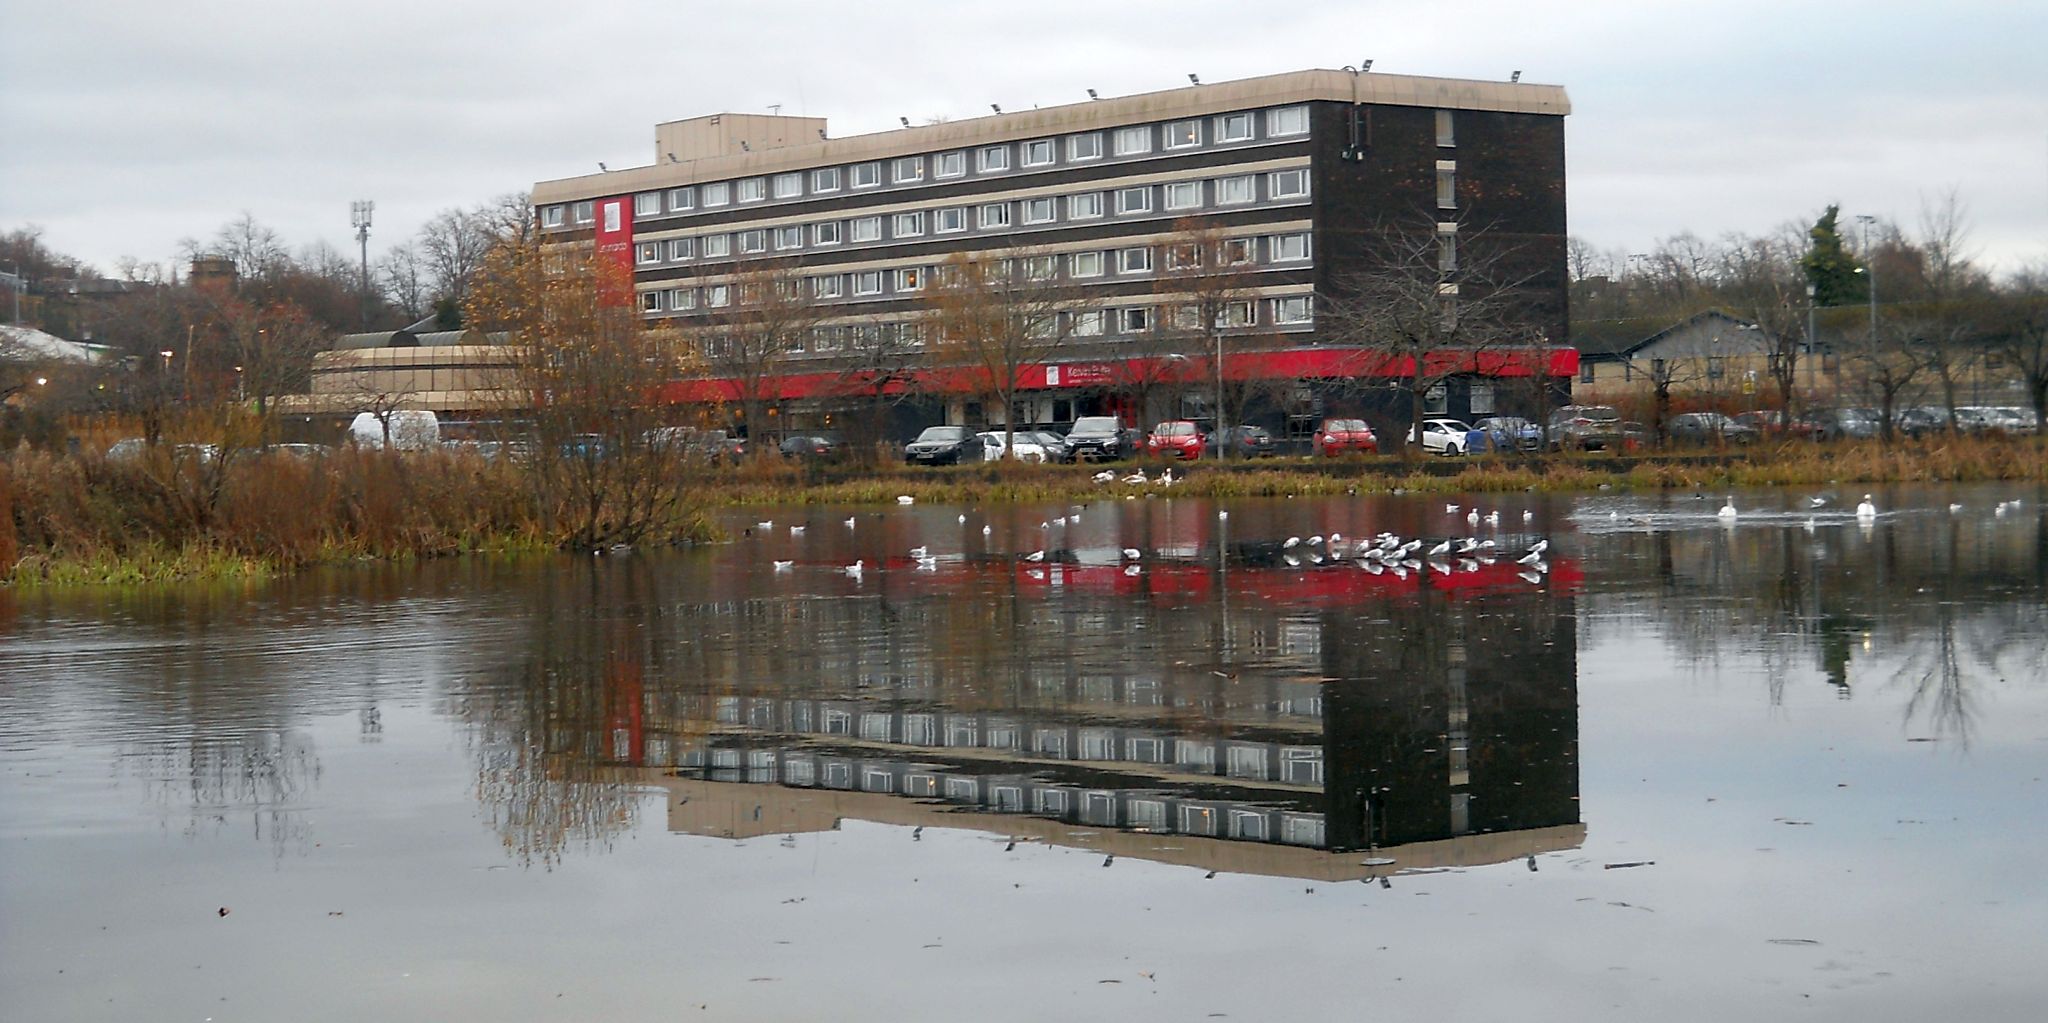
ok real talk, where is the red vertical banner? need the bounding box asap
[592,196,635,307]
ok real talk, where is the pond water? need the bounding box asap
[2,484,2045,1021]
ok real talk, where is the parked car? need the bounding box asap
[1988,407,2039,434]
[1667,412,1760,446]
[975,430,1049,463]
[779,433,843,461]
[1471,416,1542,451]
[349,410,440,451]
[1733,409,1821,439]
[904,425,981,465]
[1206,424,1280,458]
[647,426,746,464]
[1800,407,1881,441]
[1311,418,1378,457]
[261,442,336,460]
[1146,420,1205,460]
[1548,405,1624,451]
[1618,421,1654,451]
[1893,406,1948,438]
[1023,430,1074,463]
[1408,418,1475,456]
[1064,416,1141,461]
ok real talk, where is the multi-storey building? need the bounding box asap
[531,67,1575,438]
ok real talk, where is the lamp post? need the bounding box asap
[1855,214,1877,355]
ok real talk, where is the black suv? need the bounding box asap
[904,425,981,465]
[1063,416,1139,462]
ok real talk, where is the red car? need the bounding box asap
[1313,418,1379,456]
[1146,420,1205,459]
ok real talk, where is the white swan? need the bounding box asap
[1856,494,1877,521]
[1717,497,1738,520]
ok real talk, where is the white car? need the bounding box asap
[975,431,1049,463]
[1408,418,1474,456]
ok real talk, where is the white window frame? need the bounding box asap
[892,156,925,183]
[670,288,697,311]
[738,229,767,254]
[1270,168,1310,199]
[571,200,594,224]
[1067,192,1104,220]
[772,172,803,199]
[1271,232,1311,261]
[541,205,564,227]
[1437,160,1457,209]
[1117,246,1152,273]
[1069,251,1104,278]
[1023,197,1057,224]
[931,151,966,179]
[1164,181,1202,210]
[635,242,660,266]
[850,216,882,243]
[639,290,663,312]
[1066,132,1103,161]
[701,233,731,258]
[1022,138,1055,167]
[700,182,730,207]
[1072,309,1105,336]
[1115,186,1151,214]
[1215,174,1255,205]
[813,221,842,246]
[1273,295,1313,324]
[774,225,803,251]
[1165,119,1201,149]
[851,162,881,188]
[1215,112,1254,143]
[634,192,661,217]
[936,207,967,233]
[853,270,883,296]
[894,267,925,292]
[1164,242,1201,271]
[737,177,767,203]
[1024,255,1057,281]
[668,187,694,211]
[892,211,925,237]
[978,202,1011,229]
[811,167,841,193]
[1217,300,1256,328]
[978,145,1010,172]
[813,275,843,299]
[1113,125,1151,156]
[668,238,693,261]
[1119,307,1151,332]
[1268,105,1309,137]
[1221,237,1254,265]
[706,284,731,308]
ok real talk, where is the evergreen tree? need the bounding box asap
[1802,205,1867,307]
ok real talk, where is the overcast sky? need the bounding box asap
[4,1,2043,279]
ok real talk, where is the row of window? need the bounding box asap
[542,106,1312,227]
[682,296,1317,356]
[629,170,1311,266]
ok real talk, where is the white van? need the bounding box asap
[350,410,441,451]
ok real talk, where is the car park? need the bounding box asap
[1408,418,1474,456]
[647,426,747,464]
[1311,418,1378,457]
[1547,405,1624,451]
[1667,412,1760,446]
[1063,416,1141,461]
[1206,424,1279,458]
[904,425,981,465]
[1146,420,1205,460]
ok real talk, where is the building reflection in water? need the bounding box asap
[473,542,1586,879]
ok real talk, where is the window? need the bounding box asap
[1165,119,1201,148]
[1270,168,1309,199]
[850,216,882,242]
[738,229,767,253]
[572,200,594,223]
[929,150,965,178]
[1119,307,1152,332]
[541,205,564,227]
[936,206,967,233]
[1115,186,1151,214]
[1215,175,1255,205]
[1436,161,1456,209]
[1067,132,1102,161]
[634,193,660,217]
[1113,125,1151,156]
[894,267,924,292]
[1272,232,1311,261]
[809,221,841,247]
[1068,192,1104,219]
[978,202,1011,229]
[772,172,803,198]
[1216,112,1253,142]
[1221,237,1254,265]
[853,271,883,295]
[706,284,730,307]
[1437,224,1457,272]
[1580,362,1596,384]
[1164,243,1201,271]
[1172,304,1201,330]
[1023,197,1056,224]
[1022,138,1055,166]
[670,288,697,311]
[635,242,660,265]
[602,201,621,233]
[851,162,881,188]
[1070,251,1104,277]
[1435,109,1455,147]
[737,178,766,202]
[775,225,803,251]
[668,187,694,211]
[700,182,730,207]
[892,211,925,237]
[639,290,662,312]
[668,238,694,261]
[1072,310,1104,336]
[893,156,924,183]
[1268,105,1309,136]
[1118,246,1152,273]
[701,233,731,258]
[1708,356,1726,379]
[1024,255,1057,280]
[1165,181,1202,210]
[1273,295,1312,324]
[812,167,841,192]
[813,274,842,299]
[978,145,1010,172]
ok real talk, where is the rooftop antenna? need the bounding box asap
[1187,73,1201,85]
[1510,70,1522,82]
[349,200,373,330]
[768,103,782,115]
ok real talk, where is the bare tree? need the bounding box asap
[924,246,1076,456]
[1719,230,1811,420]
[418,206,498,314]
[823,314,925,465]
[1154,217,1266,450]
[1985,270,2048,429]
[377,242,430,323]
[695,258,825,449]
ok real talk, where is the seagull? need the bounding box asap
[1527,539,1548,556]
[1122,470,1148,485]
[1717,497,1738,520]
[1092,469,1116,484]
[755,520,774,531]
[1022,550,1046,562]
[1283,536,1301,549]
[844,517,857,528]
[1517,549,1544,566]
[1518,569,1545,585]
[1807,495,1830,508]
[1948,502,1964,514]
[908,546,929,558]
[788,525,805,536]
[914,556,938,572]
[1427,539,1452,559]
[896,495,915,505]
[1122,548,1142,560]
[1522,510,1534,522]
[1855,494,1877,521]
[1445,504,1460,513]
[1307,535,1324,547]
[1123,564,1142,577]
[1329,532,1344,544]
[843,559,865,579]
[958,514,968,524]
[772,560,794,571]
